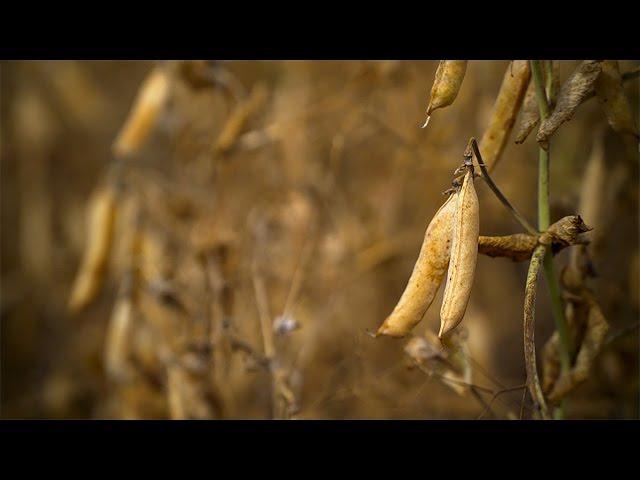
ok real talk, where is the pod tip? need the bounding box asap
[421,115,431,129]
[438,322,449,339]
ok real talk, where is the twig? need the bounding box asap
[466,137,538,235]
[605,321,639,346]
[477,384,528,420]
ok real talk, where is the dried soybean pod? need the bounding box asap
[479,60,531,171]
[113,66,171,158]
[423,60,468,127]
[595,60,639,141]
[104,278,135,382]
[68,183,118,313]
[105,203,142,382]
[439,170,479,338]
[214,83,269,154]
[376,193,457,337]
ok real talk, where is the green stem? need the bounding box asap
[530,60,572,419]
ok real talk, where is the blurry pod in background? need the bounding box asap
[595,60,639,142]
[68,182,119,313]
[479,60,530,170]
[112,66,172,158]
[439,169,479,338]
[104,276,135,382]
[376,192,457,337]
[214,83,269,155]
[423,60,467,127]
[105,199,142,382]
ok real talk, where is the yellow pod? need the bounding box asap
[68,184,118,313]
[104,293,134,381]
[377,193,457,337]
[479,60,530,171]
[113,67,171,158]
[424,60,468,126]
[439,170,479,338]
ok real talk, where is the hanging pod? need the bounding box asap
[377,193,457,337]
[423,60,468,127]
[439,169,479,338]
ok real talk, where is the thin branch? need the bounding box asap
[467,137,538,235]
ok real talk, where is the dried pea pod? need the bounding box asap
[214,83,269,154]
[439,170,479,338]
[422,60,468,127]
[113,67,171,158]
[376,193,457,337]
[68,184,118,313]
[104,281,135,382]
[595,60,639,141]
[479,60,531,171]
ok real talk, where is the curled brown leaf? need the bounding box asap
[536,60,603,149]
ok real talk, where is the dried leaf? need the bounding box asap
[478,233,537,262]
[536,61,603,149]
[546,292,609,404]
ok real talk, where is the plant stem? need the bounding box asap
[531,60,572,418]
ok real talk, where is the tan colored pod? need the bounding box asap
[479,60,530,171]
[595,60,639,140]
[68,184,118,313]
[113,67,171,157]
[377,193,457,337]
[104,291,134,381]
[439,170,479,338]
[423,60,468,126]
[214,83,269,154]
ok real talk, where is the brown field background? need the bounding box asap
[1,60,638,419]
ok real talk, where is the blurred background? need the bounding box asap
[1,60,638,419]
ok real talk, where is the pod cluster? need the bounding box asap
[377,166,480,339]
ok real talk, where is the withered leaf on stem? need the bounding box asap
[536,61,603,150]
[478,215,591,263]
[478,234,538,262]
[543,290,609,404]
